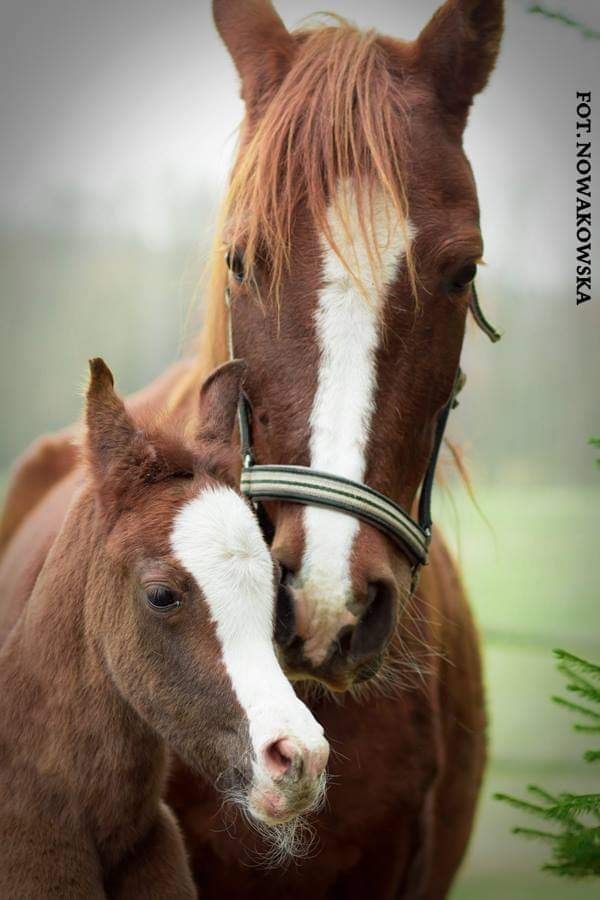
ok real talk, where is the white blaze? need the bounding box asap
[297,182,414,664]
[170,486,326,772]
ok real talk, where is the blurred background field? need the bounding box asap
[1,1,598,897]
[436,485,599,899]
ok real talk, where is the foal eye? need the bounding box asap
[225,248,245,284]
[448,262,477,294]
[144,586,182,613]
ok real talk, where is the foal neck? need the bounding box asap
[0,489,165,854]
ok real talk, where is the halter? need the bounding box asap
[226,278,500,572]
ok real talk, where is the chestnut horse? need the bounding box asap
[0,359,328,897]
[0,1,503,897]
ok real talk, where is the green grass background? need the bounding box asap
[436,484,599,899]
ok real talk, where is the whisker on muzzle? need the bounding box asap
[218,771,329,869]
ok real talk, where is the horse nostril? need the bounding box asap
[335,624,355,659]
[349,579,396,663]
[263,738,303,781]
[274,566,296,648]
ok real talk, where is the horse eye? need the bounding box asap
[145,586,182,613]
[225,248,245,284]
[448,262,477,294]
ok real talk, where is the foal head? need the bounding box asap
[206,0,503,690]
[84,359,328,827]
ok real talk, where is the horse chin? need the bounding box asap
[352,655,385,684]
[247,790,298,826]
[286,669,350,693]
[246,771,326,827]
[229,776,326,867]
[285,654,384,693]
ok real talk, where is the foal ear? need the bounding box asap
[197,359,247,447]
[212,0,294,115]
[85,358,139,478]
[416,0,503,122]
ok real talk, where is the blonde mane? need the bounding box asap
[173,18,417,405]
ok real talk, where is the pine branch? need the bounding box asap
[565,682,600,705]
[527,4,600,40]
[495,792,586,830]
[590,437,600,468]
[547,794,600,821]
[493,793,549,817]
[559,662,596,689]
[513,826,560,842]
[552,695,600,721]
[543,826,600,877]
[559,663,600,701]
[497,649,600,879]
[554,650,600,682]
[528,784,559,805]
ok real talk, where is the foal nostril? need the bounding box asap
[263,738,303,781]
[349,579,396,663]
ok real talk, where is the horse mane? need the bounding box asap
[172,17,418,406]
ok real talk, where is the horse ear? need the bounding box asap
[212,0,294,115]
[416,0,503,123]
[85,358,139,479]
[197,359,247,447]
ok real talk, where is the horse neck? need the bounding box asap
[169,264,229,413]
[0,489,164,845]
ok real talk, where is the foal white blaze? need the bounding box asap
[170,486,328,815]
[297,183,414,666]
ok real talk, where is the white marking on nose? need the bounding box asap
[298,182,414,665]
[170,487,327,770]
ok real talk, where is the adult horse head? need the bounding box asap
[195,0,503,691]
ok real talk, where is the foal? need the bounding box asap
[0,359,328,898]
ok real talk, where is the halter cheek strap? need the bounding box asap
[237,374,461,567]
[227,281,500,571]
[469,283,502,343]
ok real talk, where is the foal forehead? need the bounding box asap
[169,485,274,598]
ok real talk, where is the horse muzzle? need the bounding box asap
[248,735,329,825]
[273,536,403,689]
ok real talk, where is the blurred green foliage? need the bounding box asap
[495,650,600,880]
[0,188,214,468]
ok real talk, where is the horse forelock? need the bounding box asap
[225,20,418,299]
[171,17,426,405]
